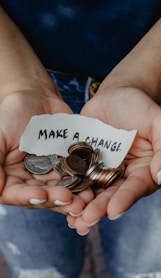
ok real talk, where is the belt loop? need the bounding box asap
[84,77,94,103]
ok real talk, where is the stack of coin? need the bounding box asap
[24,141,125,193]
[68,141,93,167]
[85,161,124,189]
[55,176,93,193]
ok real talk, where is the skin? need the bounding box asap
[0,6,161,235]
[0,6,93,214]
[67,19,161,234]
[67,89,161,235]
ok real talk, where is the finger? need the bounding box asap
[52,194,85,216]
[68,184,120,231]
[66,214,76,228]
[67,214,91,235]
[76,188,94,204]
[1,176,48,206]
[107,165,155,219]
[80,184,119,225]
[0,166,6,193]
[44,185,73,206]
[33,170,62,183]
[66,183,121,233]
[150,150,161,185]
[150,112,161,184]
[51,188,94,216]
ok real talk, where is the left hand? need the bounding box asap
[66,86,161,235]
[0,90,94,215]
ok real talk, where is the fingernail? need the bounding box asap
[67,223,75,229]
[108,212,124,220]
[157,170,161,185]
[69,211,82,217]
[54,200,71,206]
[29,199,46,205]
[84,219,100,227]
[77,230,90,236]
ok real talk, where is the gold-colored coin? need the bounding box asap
[61,155,88,176]
[86,161,124,189]
[68,141,93,156]
[103,167,124,188]
[68,141,94,166]
[55,176,81,188]
[71,179,93,193]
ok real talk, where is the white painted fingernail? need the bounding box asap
[84,219,100,227]
[157,170,161,185]
[77,230,90,236]
[29,199,46,205]
[69,211,82,217]
[54,200,71,206]
[108,212,124,220]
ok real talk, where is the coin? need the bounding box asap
[71,178,93,193]
[68,141,93,165]
[68,141,93,154]
[89,148,100,167]
[23,141,125,192]
[86,161,104,178]
[55,176,80,188]
[48,154,59,164]
[55,176,93,193]
[50,155,67,176]
[86,160,124,189]
[102,167,124,188]
[24,154,53,174]
[62,155,88,176]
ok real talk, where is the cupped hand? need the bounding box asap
[66,86,161,234]
[0,89,94,213]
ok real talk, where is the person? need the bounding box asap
[0,1,161,277]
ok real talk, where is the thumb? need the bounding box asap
[150,111,161,185]
[150,151,161,185]
[81,96,105,121]
[0,147,6,195]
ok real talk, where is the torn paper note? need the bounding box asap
[19,113,137,168]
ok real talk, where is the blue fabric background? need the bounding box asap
[1,0,161,79]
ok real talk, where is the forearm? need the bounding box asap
[0,7,59,100]
[99,19,161,103]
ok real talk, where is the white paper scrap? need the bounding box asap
[19,113,137,168]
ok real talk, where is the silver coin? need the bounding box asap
[48,154,59,164]
[89,148,100,168]
[85,161,103,177]
[24,154,53,174]
[51,156,68,176]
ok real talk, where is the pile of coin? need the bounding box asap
[24,141,125,193]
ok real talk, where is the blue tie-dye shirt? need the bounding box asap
[1,0,161,79]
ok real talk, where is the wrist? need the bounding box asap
[99,19,161,103]
[99,66,161,104]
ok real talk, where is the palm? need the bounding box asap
[72,87,161,228]
[0,90,73,206]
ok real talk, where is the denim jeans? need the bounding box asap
[0,70,161,278]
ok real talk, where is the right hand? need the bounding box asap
[66,86,161,235]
